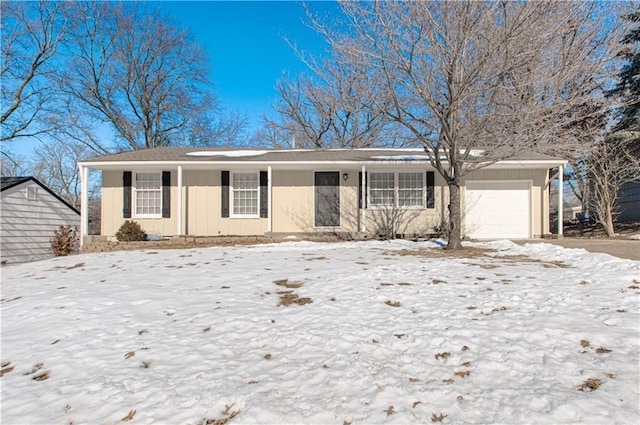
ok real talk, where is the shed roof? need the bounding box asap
[1,176,32,191]
[0,176,80,215]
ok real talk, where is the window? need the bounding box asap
[398,172,424,207]
[134,172,162,217]
[369,172,395,207]
[26,186,38,200]
[369,172,425,208]
[232,172,259,217]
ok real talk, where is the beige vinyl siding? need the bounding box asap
[271,170,315,233]
[339,170,359,233]
[100,167,550,239]
[270,169,443,235]
[364,172,445,235]
[464,169,549,238]
[1,182,80,264]
[184,170,218,235]
[102,170,268,238]
[101,170,177,237]
[271,170,360,233]
[184,170,267,236]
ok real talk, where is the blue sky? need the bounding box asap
[154,0,339,132]
[8,1,338,160]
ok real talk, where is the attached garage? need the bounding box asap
[465,181,531,239]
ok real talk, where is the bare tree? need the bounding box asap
[588,132,640,236]
[304,1,618,249]
[58,1,242,152]
[0,153,27,177]
[31,140,88,208]
[0,1,71,144]
[587,7,640,236]
[561,102,609,215]
[30,139,103,234]
[267,55,409,148]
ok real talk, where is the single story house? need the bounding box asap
[77,148,567,244]
[1,176,80,265]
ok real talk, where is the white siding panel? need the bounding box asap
[1,181,80,265]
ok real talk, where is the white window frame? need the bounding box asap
[231,171,260,218]
[26,186,38,200]
[368,171,425,209]
[398,172,425,208]
[133,172,163,218]
[369,172,395,208]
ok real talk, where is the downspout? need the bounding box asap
[177,165,183,235]
[557,164,563,237]
[79,164,89,247]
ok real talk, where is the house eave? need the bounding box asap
[79,158,567,171]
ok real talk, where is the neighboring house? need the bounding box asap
[78,148,567,244]
[1,176,80,265]
[616,181,640,222]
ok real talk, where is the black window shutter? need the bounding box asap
[426,171,435,209]
[162,171,171,218]
[358,172,368,209]
[123,171,132,218]
[259,171,268,218]
[221,171,230,218]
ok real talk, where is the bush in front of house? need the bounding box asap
[51,225,79,256]
[115,220,147,242]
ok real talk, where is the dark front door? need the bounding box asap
[315,172,340,227]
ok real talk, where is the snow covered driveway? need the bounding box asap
[1,240,639,424]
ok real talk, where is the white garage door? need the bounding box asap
[465,181,531,239]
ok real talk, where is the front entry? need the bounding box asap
[315,172,340,227]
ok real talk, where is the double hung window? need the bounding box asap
[134,172,162,217]
[369,172,395,207]
[369,172,425,208]
[231,172,259,217]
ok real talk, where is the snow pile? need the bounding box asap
[371,155,430,161]
[186,150,268,157]
[1,240,638,424]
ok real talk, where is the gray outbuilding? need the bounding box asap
[1,177,80,265]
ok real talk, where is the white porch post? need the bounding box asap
[177,165,183,236]
[557,164,563,237]
[79,164,89,247]
[361,165,366,233]
[267,166,272,232]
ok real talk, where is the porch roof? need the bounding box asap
[80,147,566,170]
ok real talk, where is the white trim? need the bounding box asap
[361,165,366,233]
[79,159,568,171]
[26,186,38,200]
[79,164,89,245]
[132,171,163,219]
[558,164,563,236]
[230,171,260,219]
[177,165,183,235]
[367,171,427,210]
[267,166,272,232]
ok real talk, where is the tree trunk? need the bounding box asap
[603,207,615,237]
[447,181,463,250]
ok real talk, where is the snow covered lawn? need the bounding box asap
[1,240,639,424]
